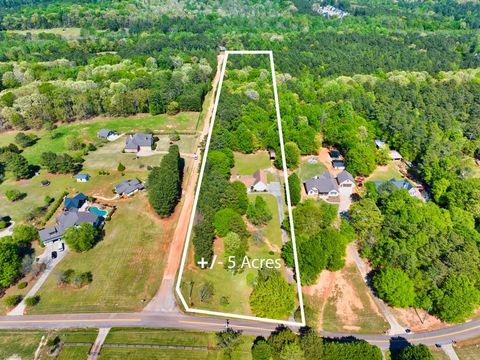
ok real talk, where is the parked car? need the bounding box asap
[57,242,65,252]
[51,251,57,259]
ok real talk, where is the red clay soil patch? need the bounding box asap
[391,307,446,332]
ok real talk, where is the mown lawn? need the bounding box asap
[297,160,326,181]
[30,195,169,314]
[232,151,271,175]
[367,162,403,182]
[9,27,82,39]
[181,193,294,319]
[96,328,254,360]
[455,344,480,360]
[0,112,198,164]
[0,169,147,223]
[58,346,92,360]
[0,330,44,359]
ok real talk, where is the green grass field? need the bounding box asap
[456,345,480,360]
[95,328,254,360]
[58,346,92,360]
[30,195,169,314]
[233,151,271,175]
[0,330,44,359]
[298,160,326,181]
[9,27,82,39]
[181,193,294,318]
[0,112,198,164]
[0,169,147,223]
[367,162,403,182]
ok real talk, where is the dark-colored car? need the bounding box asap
[51,251,57,259]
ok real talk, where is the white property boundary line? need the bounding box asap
[175,50,306,327]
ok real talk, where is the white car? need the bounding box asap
[57,242,65,252]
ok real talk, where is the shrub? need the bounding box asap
[24,295,40,306]
[4,295,23,307]
[17,281,27,289]
[0,221,8,230]
[169,131,180,141]
[117,162,125,172]
[5,189,27,202]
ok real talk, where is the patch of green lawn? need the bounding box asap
[233,151,271,175]
[456,346,480,360]
[106,328,216,347]
[0,169,147,223]
[58,346,92,360]
[0,112,198,164]
[298,160,326,181]
[0,330,43,359]
[9,27,82,39]
[367,162,403,182]
[429,347,450,360]
[30,195,168,314]
[98,328,254,360]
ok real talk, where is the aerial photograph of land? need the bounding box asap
[0,0,479,359]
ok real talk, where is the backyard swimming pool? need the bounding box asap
[89,207,108,217]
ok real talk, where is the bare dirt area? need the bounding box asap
[303,247,389,334]
[391,307,446,332]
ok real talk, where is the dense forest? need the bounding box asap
[0,0,479,324]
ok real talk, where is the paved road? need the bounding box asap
[1,311,480,350]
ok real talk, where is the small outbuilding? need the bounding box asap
[329,149,341,159]
[390,150,403,161]
[98,129,116,139]
[75,174,90,182]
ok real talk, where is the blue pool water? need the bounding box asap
[89,207,107,217]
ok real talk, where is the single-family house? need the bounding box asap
[304,172,339,198]
[39,208,101,244]
[98,129,116,139]
[305,170,355,199]
[75,174,90,182]
[390,150,403,161]
[231,170,268,192]
[64,193,88,210]
[124,133,153,153]
[114,179,145,196]
[332,159,345,170]
[252,170,268,192]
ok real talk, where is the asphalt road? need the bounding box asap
[1,311,480,350]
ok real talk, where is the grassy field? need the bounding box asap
[297,160,326,181]
[9,27,82,39]
[232,151,271,175]
[180,193,294,318]
[367,162,403,182]
[0,330,43,359]
[0,169,147,223]
[58,346,92,360]
[454,336,480,360]
[94,328,254,360]
[429,347,450,360]
[30,195,170,314]
[0,112,198,164]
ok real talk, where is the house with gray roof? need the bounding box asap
[98,129,116,139]
[124,133,153,153]
[304,172,339,198]
[114,179,145,197]
[304,170,355,199]
[39,208,101,244]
